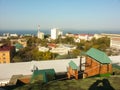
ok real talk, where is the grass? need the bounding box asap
[44,77,120,90]
[11,76,120,90]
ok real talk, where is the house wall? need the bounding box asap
[0,51,10,63]
[0,47,15,64]
[83,56,112,78]
[67,66,78,79]
[110,37,120,49]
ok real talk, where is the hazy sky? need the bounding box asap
[0,0,120,31]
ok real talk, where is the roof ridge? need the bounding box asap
[86,48,111,63]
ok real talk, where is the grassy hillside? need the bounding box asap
[12,76,120,90]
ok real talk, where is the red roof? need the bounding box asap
[48,43,57,48]
[0,45,15,51]
[79,34,94,36]
[74,34,79,37]
[112,38,120,41]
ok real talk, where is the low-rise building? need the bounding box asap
[10,33,18,37]
[101,33,120,38]
[110,37,120,50]
[74,38,80,43]
[48,43,57,49]
[83,48,112,78]
[11,38,27,47]
[0,45,15,64]
[50,47,69,55]
[50,44,76,55]
[66,33,74,37]
[38,46,49,52]
[14,43,23,52]
[78,34,94,41]
[74,34,94,43]
[0,36,8,40]
[94,34,103,39]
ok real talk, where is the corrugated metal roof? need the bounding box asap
[69,60,78,70]
[15,43,23,49]
[86,48,111,64]
[31,69,55,83]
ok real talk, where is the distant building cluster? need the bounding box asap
[0,26,120,64]
[38,44,76,55]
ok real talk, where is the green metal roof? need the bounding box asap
[15,43,23,49]
[86,48,111,64]
[31,69,55,83]
[69,60,78,70]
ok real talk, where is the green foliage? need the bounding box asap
[76,37,110,52]
[13,56,22,62]
[14,81,44,90]
[71,49,80,57]
[27,37,40,46]
[14,46,56,62]
[13,36,110,62]
[0,38,11,45]
[27,37,48,47]
[53,36,75,44]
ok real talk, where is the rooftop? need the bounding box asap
[0,45,14,51]
[69,60,78,70]
[86,48,111,64]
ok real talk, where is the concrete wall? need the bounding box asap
[0,58,85,84]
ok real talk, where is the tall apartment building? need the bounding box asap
[0,45,15,64]
[37,31,44,39]
[51,28,62,39]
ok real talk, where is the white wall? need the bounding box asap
[0,58,85,84]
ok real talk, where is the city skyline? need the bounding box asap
[0,0,120,31]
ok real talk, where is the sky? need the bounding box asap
[0,0,120,31]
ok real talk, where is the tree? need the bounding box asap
[42,52,53,60]
[12,56,22,62]
[71,49,80,57]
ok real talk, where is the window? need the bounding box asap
[3,61,6,63]
[3,53,5,56]
[3,57,6,60]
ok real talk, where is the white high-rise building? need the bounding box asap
[51,28,62,39]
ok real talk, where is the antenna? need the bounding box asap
[38,25,40,32]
